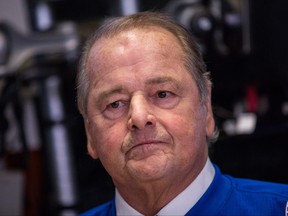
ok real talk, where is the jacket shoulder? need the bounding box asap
[220,175,288,215]
[230,175,288,198]
[80,200,115,216]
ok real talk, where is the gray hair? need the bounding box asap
[76,11,218,142]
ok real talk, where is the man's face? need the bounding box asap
[84,27,215,187]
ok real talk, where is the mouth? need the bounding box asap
[132,140,161,148]
[125,140,167,159]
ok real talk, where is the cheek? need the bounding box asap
[166,107,206,146]
[172,117,197,143]
[90,120,126,158]
[170,115,207,167]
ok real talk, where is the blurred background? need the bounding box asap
[0,0,288,215]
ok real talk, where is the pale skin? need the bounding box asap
[84,26,215,216]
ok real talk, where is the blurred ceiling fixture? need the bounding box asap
[164,0,251,55]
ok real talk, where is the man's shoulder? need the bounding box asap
[192,165,288,215]
[228,175,288,198]
[213,164,288,198]
[218,174,288,215]
[80,200,115,216]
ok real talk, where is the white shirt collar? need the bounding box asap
[115,158,215,216]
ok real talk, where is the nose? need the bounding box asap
[127,94,156,130]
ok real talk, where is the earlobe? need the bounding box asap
[84,120,98,159]
[87,142,98,159]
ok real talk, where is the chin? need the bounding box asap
[126,154,171,181]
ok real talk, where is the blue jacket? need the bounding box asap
[81,165,288,215]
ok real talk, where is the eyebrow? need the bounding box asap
[96,86,124,104]
[145,76,181,88]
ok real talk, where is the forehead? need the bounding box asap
[87,26,184,68]
[85,26,195,95]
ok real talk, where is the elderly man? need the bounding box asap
[77,11,288,216]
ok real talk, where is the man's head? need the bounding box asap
[76,11,216,195]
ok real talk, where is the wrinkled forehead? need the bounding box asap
[87,26,185,67]
[84,27,187,88]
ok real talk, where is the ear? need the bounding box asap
[204,86,215,137]
[84,119,98,159]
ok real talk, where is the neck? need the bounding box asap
[115,157,207,215]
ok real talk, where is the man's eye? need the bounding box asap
[152,90,179,109]
[157,91,170,98]
[109,101,123,109]
[102,100,127,119]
